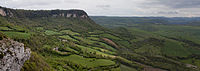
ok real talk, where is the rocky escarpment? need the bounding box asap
[0,38,31,71]
[0,7,14,17]
[0,6,88,18]
[0,9,6,16]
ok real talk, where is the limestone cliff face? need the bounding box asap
[0,38,31,71]
[0,7,14,17]
[0,6,88,18]
[0,9,6,16]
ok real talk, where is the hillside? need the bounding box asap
[0,6,138,71]
[92,16,200,71]
[91,16,200,27]
[0,6,200,71]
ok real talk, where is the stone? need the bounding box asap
[0,39,31,71]
[67,14,72,18]
[0,9,6,16]
[81,15,88,18]
[73,14,77,18]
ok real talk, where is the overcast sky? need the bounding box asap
[0,0,200,17]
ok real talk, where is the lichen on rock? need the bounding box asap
[0,38,31,71]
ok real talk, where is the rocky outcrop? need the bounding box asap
[81,15,88,18]
[51,10,88,18]
[0,6,88,18]
[0,9,6,16]
[67,14,72,18]
[0,38,31,71]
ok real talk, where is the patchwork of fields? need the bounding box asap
[0,17,140,70]
[1,14,200,71]
[92,16,200,71]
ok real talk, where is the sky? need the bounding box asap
[0,0,200,17]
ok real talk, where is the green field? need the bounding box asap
[0,27,13,31]
[64,55,116,68]
[120,64,137,71]
[3,32,31,39]
[92,16,200,71]
[98,42,117,52]
[100,34,121,40]
[60,30,80,36]
[162,40,191,57]
[75,45,115,57]
[45,30,62,35]
[73,36,96,45]
[59,35,78,42]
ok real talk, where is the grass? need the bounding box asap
[0,15,124,71]
[64,47,79,54]
[155,30,200,44]
[87,37,100,41]
[60,54,115,68]
[98,42,117,52]
[3,32,31,39]
[90,35,99,37]
[141,25,200,44]
[89,30,104,34]
[60,30,80,36]
[59,35,78,42]
[45,30,62,35]
[92,47,116,55]
[75,45,115,57]
[73,36,96,45]
[35,27,44,31]
[161,40,191,57]
[120,64,137,71]
[21,52,54,71]
[128,28,159,41]
[12,26,26,32]
[187,47,200,55]
[117,40,131,48]
[3,13,200,71]
[0,27,13,31]
[181,58,200,67]
[100,34,121,40]
[135,45,161,56]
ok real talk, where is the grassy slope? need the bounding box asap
[2,14,200,71]
[92,16,200,71]
[0,16,138,71]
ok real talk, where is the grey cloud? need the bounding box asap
[157,11,179,14]
[96,5,110,8]
[96,5,111,10]
[2,0,79,8]
[0,0,200,17]
[2,0,62,8]
[64,0,79,3]
[151,0,200,9]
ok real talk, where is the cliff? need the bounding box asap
[0,6,88,18]
[0,37,31,71]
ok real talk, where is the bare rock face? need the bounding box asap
[81,15,88,18]
[67,14,72,18]
[0,39,31,71]
[0,9,6,16]
[73,14,77,18]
